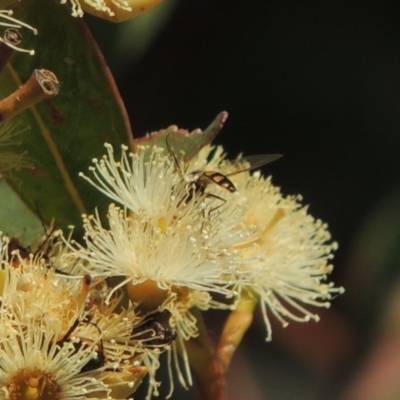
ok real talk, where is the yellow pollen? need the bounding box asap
[158,217,167,234]
[0,270,6,297]
[29,377,39,387]
[8,368,60,400]
[25,385,39,400]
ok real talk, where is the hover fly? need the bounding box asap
[166,131,282,208]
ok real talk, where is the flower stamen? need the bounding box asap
[0,10,37,55]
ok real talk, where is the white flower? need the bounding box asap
[1,261,91,340]
[232,170,344,340]
[77,143,255,295]
[183,144,344,340]
[0,323,110,399]
[80,143,193,219]
[0,233,153,398]
[82,142,256,254]
[0,233,91,340]
[74,204,238,298]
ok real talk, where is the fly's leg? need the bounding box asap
[200,192,227,232]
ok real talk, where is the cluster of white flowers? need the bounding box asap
[1,0,343,398]
[60,135,342,396]
[0,232,162,399]
[0,129,344,399]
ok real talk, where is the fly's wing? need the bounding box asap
[166,132,202,173]
[225,154,283,177]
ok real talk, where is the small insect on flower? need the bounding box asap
[135,310,177,349]
[166,131,282,209]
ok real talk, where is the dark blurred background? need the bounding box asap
[87,1,400,398]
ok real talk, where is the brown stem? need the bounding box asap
[0,28,21,73]
[186,309,227,400]
[187,292,258,400]
[0,69,59,121]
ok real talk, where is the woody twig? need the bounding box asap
[0,69,59,122]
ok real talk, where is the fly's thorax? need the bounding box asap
[185,171,201,183]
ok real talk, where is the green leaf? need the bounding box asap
[0,179,43,243]
[0,0,132,235]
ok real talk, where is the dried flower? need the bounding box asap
[0,10,37,55]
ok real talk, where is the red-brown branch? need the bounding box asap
[0,69,59,121]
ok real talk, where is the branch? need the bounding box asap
[0,69,59,121]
